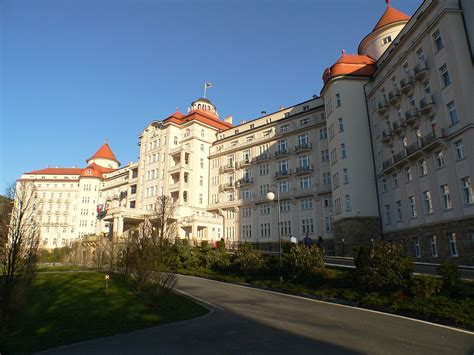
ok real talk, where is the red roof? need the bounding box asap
[87,143,119,164]
[163,109,233,131]
[373,3,410,32]
[25,167,83,175]
[322,53,376,85]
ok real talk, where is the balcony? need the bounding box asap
[382,129,393,143]
[406,142,423,159]
[405,107,420,125]
[388,89,401,105]
[239,158,252,167]
[419,95,435,115]
[414,61,429,81]
[377,99,389,114]
[236,177,253,186]
[255,153,270,162]
[294,143,312,153]
[296,165,314,175]
[219,163,236,173]
[392,120,403,135]
[400,76,414,93]
[317,183,332,194]
[219,182,235,192]
[274,170,292,179]
[169,163,189,174]
[274,148,290,158]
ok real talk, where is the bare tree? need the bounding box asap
[0,182,40,329]
[124,195,178,295]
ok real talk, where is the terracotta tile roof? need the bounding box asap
[87,143,119,164]
[163,109,233,131]
[25,167,83,175]
[373,3,410,32]
[322,53,376,85]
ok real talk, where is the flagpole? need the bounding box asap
[203,82,207,98]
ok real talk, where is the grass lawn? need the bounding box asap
[2,271,208,353]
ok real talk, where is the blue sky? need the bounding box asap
[0,0,421,191]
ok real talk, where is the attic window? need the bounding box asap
[86,170,92,175]
[382,36,392,45]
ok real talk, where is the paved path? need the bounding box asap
[43,275,474,354]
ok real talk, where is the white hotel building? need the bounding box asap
[18,0,474,264]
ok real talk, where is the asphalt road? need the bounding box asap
[43,275,474,355]
[324,256,474,280]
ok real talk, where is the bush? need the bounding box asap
[437,261,461,296]
[283,245,325,284]
[354,241,413,293]
[410,275,442,299]
[208,249,231,271]
[174,240,200,270]
[234,243,265,276]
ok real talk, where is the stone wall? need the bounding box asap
[384,217,474,265]
[333,217,382,256]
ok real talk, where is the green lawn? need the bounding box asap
[2,272,208,353]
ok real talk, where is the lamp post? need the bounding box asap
[266,187,282,283]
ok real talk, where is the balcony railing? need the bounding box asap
[274,148,290,158]
[239,158,252,167]
[388,88,401,104]
[414,61,429,80]
[274,170,291,179]
[236,177,253,186]
[382,129,393,142]
[219,163,236,173]
[377,99,389,114]
[419,95,435,115]
[255,153,270,162]
[400,75,414,93]
[405,107,420,125]
[296,165,314,174]
[294,143,312,153]
[317,183,332,194]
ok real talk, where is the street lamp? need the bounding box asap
[266,188,282,283]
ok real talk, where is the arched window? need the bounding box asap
[198,104,201,109]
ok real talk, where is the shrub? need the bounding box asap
[354,241,413,293]
[410,275,442,299]
[208,249,231,271]
[174,240,200,270]
[283,245,325,284]
[234,243,265,276]
[437,261,461,296]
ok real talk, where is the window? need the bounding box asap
[278,140,288,153]
[439,64,451,88]
[300,177,311,190]
[242,225,252,239]
[405,166,413,182]
[242,207,252,217]
[322,172,331,185]
[382,178,388,193]
[344,195,351,211]
[279,180,289,193]
[259,164,269,176]
[392,173,399,189]
[199,194,203,205]
[200,144,205,152]
[447,101,458,125]
[300,117,311,126]
[423,190,433,214]
[384,205,391,225]
[382,35,392,45]
[173,136,178,145]
[448,233,458,257]
[300,198,313,210]
[199,176,204,187]
[396,200,403,221]
[279,160,289,174]
[329,124,335,140]
[319,128,327,140]
[416,47,425,63]
[338,117,344,132]
[321,149,329,162]
[340,144,346,159]
[454,140,465,160]
[242,188,251,200]
[280,221,292,235]
[440,185,452,209]
[429,235,438,257]
[302,105,310,112]
[433,29,444,52]
[298,133,309,147]
[324,216,333,233]
[461,177,473,204]
[332,172,339,188]
[301,218,314,234]
[324,196,332,207]
[413,237,421,258]
[336,93,341,107]
[280,200,291,213]
[260,223,271,237]
[435,151,445,168]
[259,184,269,196]
[418,159,428,176]
[408,196,417,217]
[343,168,349,184]
[260,204,270,215]
[299,155,310,169]
[200,158,204,168]
[280,124,290,133]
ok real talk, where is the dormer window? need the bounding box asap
[382,36,392,45]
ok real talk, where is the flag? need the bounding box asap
[205,82,212,88]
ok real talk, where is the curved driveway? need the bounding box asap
[44,275,474,354]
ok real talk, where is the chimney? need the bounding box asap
[224,115,233,124]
